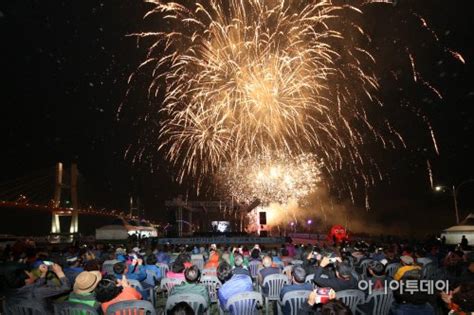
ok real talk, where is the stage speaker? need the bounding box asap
[260,230,268,237]
[259,211,267,225]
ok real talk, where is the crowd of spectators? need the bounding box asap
[0,235,473,314]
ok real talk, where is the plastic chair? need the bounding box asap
[105,300,156,315]
[385,263,400,278]
[304,274,314,284]
[363,290,394,315]
[166,293,209,315]
[127,279,156,307]
[54,302,99,315]
[156,262,169,278]
[160,277,183,297]
[224,291,263,315]
[336,289,365,314]
[192,255,205,270]
[358,259,373,279]
[261,274,289,315]
[200,275,222,303]
[102,262,116,275]
[278,290,310,315]
[248,260,261,279]
[5,301,44,315]
[422,263,437,280]
[290,260,303,266]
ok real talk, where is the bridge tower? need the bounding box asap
[51,162,79,234]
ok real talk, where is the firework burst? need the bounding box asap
[126,0,464,204]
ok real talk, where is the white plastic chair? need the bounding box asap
[160,277,184,297]
[261,274,289,315]
[127,279,156,307]
[101,262,115,275]
[166,293,209,315]
[156,262,169,278]
[200,275,222,303]
[290,260,303,266]
[358,259,374,279]
[223,291,263,315]
[278,290,310,315]
[192,254,205,270]
[336,289,365,314]
[385,263,400,278]
[304,274,314,284]
[105,300,156,315]
[248,260,261,279]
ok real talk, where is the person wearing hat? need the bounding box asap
[312,256,358,292]
[67,271,102,311]
[393,255,421,281]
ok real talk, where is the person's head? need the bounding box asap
[281,248,289,257]
[84,260,101,272]
[95,275,122,303]
[66,256,81,267]
[168,302,194,315]
[172,258,186,273]
[184,265,201,284]
[335,263,352,280]
[73,271,102,294]
[113,262,127,275]
[234,254,244,268]
[291,266,306,284]
[251,248,260,259]
[400,255,414,266]
[368,261,385,277]
[217,262,233,283]
[321,299,352,315]
[262,256,273,268]
[7,267,35,289]
[146,254,157,266]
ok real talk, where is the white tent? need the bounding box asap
[96,225,129,240]
[442,213,474,245]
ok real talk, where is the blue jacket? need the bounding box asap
[218,274,253,309]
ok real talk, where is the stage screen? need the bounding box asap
[211,221,231,233]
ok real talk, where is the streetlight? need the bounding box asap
[434,179,474,224]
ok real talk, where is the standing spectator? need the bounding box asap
[67,270,101,311]
[170,265,210,308]
[461,235,469,250]
[217,262,253,310]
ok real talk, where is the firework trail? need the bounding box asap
[126,0,464,204]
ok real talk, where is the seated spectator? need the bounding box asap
[280,266,313,315]
[142,254,161,288]
[414,249,432,267]
[113,260,146,282]
[167,257,187,281]
[168,301,195,315]
[367,261,390,289]
[249,247,261,262]
[258,256,280,294]
[298,290,351,315]
[393,255,421,281]
[204,250,220,269]
[441,282,474,314]
[384,248,400,265]
[312,257,357,291]
[280,248,292,265]
[170,265,210,308]
[217,262,253,310]
[95,274,142,314]
[84,260,101,272]
[63,256,83,284]
[67,270,101,311]
[4,263,70,314]
[392,265,433,315]
[232,254,250,277]
[156,246,171,265]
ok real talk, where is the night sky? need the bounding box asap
[1,0,474,236]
